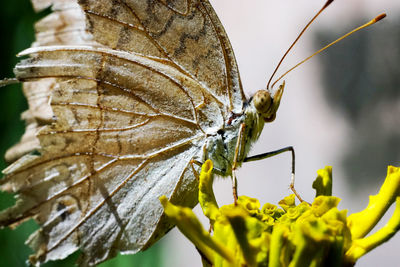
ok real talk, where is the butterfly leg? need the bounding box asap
[190,159,227,177]
[231,174,238,205]
[190,159,201,181]
[232,123,246,204]
[244,146,305,203]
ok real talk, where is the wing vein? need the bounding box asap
[38,118,152,135]
[19,74,199,125]
[46,158,149,253]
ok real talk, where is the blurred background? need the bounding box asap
[0,0,399,266]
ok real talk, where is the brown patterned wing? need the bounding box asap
[77,0,245,113]
[0,0,245,265]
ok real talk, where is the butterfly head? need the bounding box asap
[252,81,285,122]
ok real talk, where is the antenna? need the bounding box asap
[266,0,334,90]
[271,13,387,89]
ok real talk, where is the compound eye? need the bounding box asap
[253,90,272,114]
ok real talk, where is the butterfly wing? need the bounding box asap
[0,0,245,265]
[77,0,245,113]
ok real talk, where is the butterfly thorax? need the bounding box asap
[203,83,285,176]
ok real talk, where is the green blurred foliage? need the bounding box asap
[0,1,163,266]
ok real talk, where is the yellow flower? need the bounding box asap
[160,161,400,267]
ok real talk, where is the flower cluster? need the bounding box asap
[160,161,400,267]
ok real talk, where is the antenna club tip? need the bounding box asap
[374,13,387,22]
[323,0,334,9]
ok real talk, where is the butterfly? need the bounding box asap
[0,0,287,265]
